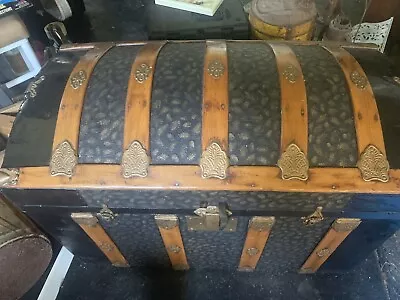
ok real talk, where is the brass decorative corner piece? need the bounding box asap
[357,145,389,182]
[249,216,275,232]
[0,168,19,186]
[200,142,229,179]
[316,248,330,258]
[282,64,299,83]
[70,70,87,89]
[302,207,324,226]
[246,247,259,256]
[121,141,150,178]
[207,60,225,79]
[50,140,78,177]
[155,214,178,230]
[350,70,368,89]
[135,63,152,83]
[71,213,98,227]
[332,218,361,232]
[277,143,309,181]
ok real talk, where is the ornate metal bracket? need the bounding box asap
[277,143,309,181]
[135,63,152,83]
[200,142,229,179]
[0,168,19,186]
[350,70,368,89]
[50,140,78,177]
[282,64,299,83]
[70,70,87,89]
[207,60,225,79]
[121,141,150,178]
[357,145,389,182]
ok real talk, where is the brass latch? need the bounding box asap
[186,202,237,232]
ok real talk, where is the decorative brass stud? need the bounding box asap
[50,140,78,177]
[121,141,150,178]
[302,207,324,226]
[282,64,299,83]
[332,218,361,232]
[207,60,225,79]
[316,248,330,258]
[246,247,259,256]
[0,168,19,186]
[357,145,389,182]
[70,70,87,89]
[350,70,368,89]
[135,63,152,83]
[200,142,229,179]
[167,245,182,253]
[277,143,309,181]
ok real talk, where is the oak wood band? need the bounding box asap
[123,41,167,151]
[299,218,361,274]
[202,40,229,152]
[269,43,308,155]
[238,217,275,271]
[155,215,189,271]
[52,43,114,152]
[321,46,386,157]
[71,213,129,267]
[15,165,400,194]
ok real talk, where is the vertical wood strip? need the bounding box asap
[299,218,361,274]
[123,41,167,151]
[269,43,308,155]
[202,41,229,152]
[71,213,129,267]
[52,43,114,152]
[155,215,189,271]
[269,43,309,181]
[321,46,386,156]
[238,217,275,271]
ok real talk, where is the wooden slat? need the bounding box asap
[123,41,166,151]
[269,43,308,155]
[71,213,129,267]
[15,165,400,194]
[238,217,275,271]
[155,215,189,270]
[0,114,15,137]
[321,45,386,156]
[300,218,361,273]
[202,40,229,152]
[52,43,114,152]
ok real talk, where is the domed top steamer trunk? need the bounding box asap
[1,40,400,273]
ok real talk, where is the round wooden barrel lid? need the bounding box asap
[0,235,52,300]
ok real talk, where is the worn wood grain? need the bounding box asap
[123,42,166,151]
[52,43,114,152]
[15,165,400,193]
[269,43,308,154]
[322,45,386,156]
[202,40,229,151]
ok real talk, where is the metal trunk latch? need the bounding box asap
[187,202,237,232]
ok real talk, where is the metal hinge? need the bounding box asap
[186,202,237,232]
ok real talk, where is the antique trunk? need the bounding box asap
[1,40,400,273]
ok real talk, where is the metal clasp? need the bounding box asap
[187,202,237,232]
[301,206,324,226]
